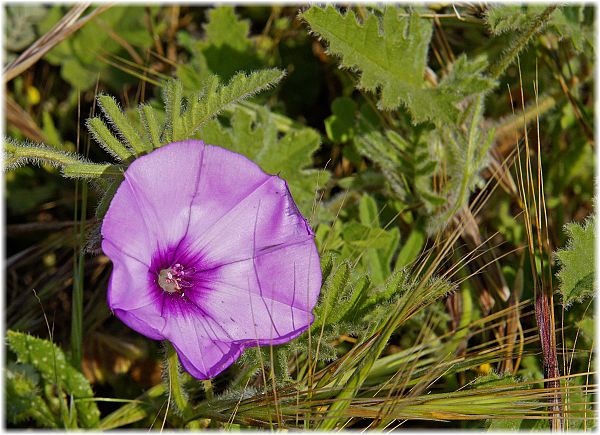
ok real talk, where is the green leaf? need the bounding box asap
[302,6,494,124]
[325,97,357,143]
[181,70,285,140]
[395,225,426,269]
[204,6,252,50]
[86,117,135,161]
[555,216,595,305]
[430,94,494,231]
[486,4,592,52]
[197,105,328,216]
[5,5,48,53]
[6,363,59,428]
[99,383,166,429]
[97,95,149,155]
[355,127,446,214]
[7,331,100,428]
[178,6,262,83]
[357,194,400,283]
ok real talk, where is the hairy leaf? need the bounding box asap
[7,331,100,428]
[302,6,494,124]
[555,216,595,305]
[181,70,285,140]
[355,127,445,214]
[6,363,58,428]
[430,95,494,231]
[486,4,592,52]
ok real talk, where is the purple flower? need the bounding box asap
[101,140,321,379]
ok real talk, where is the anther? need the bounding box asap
[158,263,195,294]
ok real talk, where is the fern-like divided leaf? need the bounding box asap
[7,330,100,428]
[179,69,285,141]
[4,139,119,181]
[430,94,494,231]
[355,128,445,214]
[302,6,495,124]
[555,216,595,306]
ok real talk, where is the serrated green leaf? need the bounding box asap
[555,216,595,305]
[302,6,494,124]
[7,331,100,428]
[204,6,252,50]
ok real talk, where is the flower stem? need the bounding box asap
[165,343,190,416]
[165,342,202,429]
[202,380,214,401]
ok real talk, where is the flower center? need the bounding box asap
[158,263,196,294]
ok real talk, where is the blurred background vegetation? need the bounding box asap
[4,4,595,430]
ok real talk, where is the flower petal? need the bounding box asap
[189,239,320,344]
[104,239,158,311]
[112,307,165,341]
[101,181,155,264]
[102,140,206,259]
[161,298,244,379]
[180,144,273,246]
[181,171,313,269]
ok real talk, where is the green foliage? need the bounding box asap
[5,4,596,430]
[39,6,156,90]
[4,5,48,62]
[431,95,494,230]
[315,195,402,284]
[4,139,97,175]
[555,216,595,306]
[5,71,285,186]
[353,194,400,283]
[395,224,426,269]
[6,330,100,428]
[302,6,494,124]
[197,105,327,216]
[325,97,357,143]
[178,70,285,141]
[486,5,593,53]
[6,363,58,428]
[355,128,445,214]
[178,6,263,84]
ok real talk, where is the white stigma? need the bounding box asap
[158,263,195,294]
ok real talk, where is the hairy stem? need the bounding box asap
[488,5,557,80]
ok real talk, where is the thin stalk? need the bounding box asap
[165,343,190,416]
[164,343,201,429]
[70,181,86,368]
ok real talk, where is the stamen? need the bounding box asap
[158,263,195,294]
